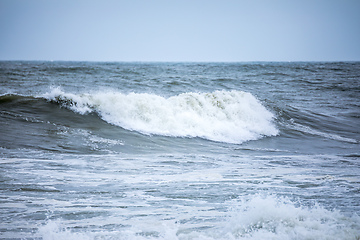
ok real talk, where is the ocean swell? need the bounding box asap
[43,88,278,144]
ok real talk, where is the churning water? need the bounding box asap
[1,61,359,239]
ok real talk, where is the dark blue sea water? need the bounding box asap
[1,61,360,239]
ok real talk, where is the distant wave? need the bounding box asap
[42,88,279,144]
[0,93,36,103]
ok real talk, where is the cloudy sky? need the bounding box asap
[1,0,359,62]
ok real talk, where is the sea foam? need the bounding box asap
[43,88,278,144]
[36,195,360,240]
[223,195,360,239]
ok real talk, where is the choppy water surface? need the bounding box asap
[0,61,359,239]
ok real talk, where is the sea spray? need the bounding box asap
[223,195,360,240]
[43,88,278,144]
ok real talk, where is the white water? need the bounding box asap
[36,195,360,240]
[43,88,278,144]
[2,62,360,240]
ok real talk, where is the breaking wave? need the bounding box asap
[36,195,360,240]
[42,88,278,144]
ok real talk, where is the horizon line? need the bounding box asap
[1,59,359,63]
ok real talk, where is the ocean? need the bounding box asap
[0,61,359,239]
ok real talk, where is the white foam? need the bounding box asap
[222,195,360,240]
[35,195,360,240]
[38,221,92,240]
[43,88,278,144]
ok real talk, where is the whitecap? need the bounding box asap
[43,88,279,144]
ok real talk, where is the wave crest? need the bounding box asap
[43,88,278,144]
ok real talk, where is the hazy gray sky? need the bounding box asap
[1,0,359,62]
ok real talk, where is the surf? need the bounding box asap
[35,194,360,240]
[42,88,279,144]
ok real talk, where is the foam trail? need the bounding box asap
[43,88,278,144]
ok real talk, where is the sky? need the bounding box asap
[0,0,359,62]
